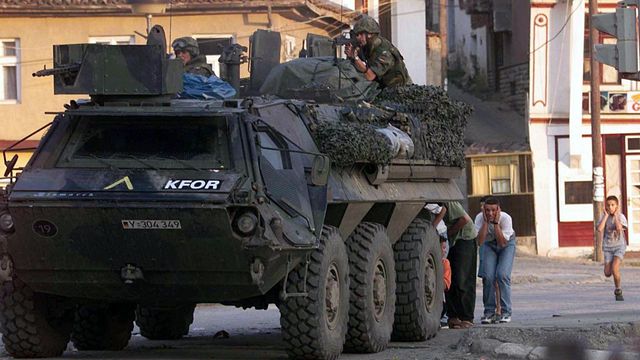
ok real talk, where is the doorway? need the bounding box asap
[625,154,640,246]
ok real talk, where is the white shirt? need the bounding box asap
[474,210,515,241]
[425,203,447,237]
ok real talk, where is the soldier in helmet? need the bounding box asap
[171,36,215,77]
[344,15,411,88]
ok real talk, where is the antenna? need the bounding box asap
[338,0,344,92]
[169,2,172,47]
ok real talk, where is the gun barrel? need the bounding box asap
[32,64,81,77]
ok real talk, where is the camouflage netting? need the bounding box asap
[373,85,472,167]
[310,85,472,168]
[313,121,393,167]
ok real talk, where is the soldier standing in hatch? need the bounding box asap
[171,37,215,77]
[344,15,411,88]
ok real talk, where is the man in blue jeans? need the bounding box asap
[475,197,516,324]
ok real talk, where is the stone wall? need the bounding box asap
[497,62,528,114]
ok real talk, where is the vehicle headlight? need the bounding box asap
[0,213,14,232]
[235,212,258,235]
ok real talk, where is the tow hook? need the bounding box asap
[120,264,144,284]
[250,258,265,286]
[0,254,13,282]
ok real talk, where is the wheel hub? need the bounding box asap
[373,259,387,321]
[325,263,341,329]
[424,254,436,312]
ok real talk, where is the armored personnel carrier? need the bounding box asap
[0,29,467,359]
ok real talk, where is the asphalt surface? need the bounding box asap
[0,255,638,359]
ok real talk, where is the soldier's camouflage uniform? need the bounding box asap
[184,55,215,77]
[361,37,411,88]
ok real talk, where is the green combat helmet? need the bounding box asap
[172,36,200,56]
[353,15,381,34]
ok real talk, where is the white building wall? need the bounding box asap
[530,122,560,255]
[529,1,640,255]
[447,3,489,82]
[449,3,474,76]
[474,26,489,82]
[391,0,427,84]
[531,4,572,117]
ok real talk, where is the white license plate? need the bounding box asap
[121,220,182,230]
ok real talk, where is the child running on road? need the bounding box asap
[597,195,627,301]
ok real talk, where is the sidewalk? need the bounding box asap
[450,255,640,359]
[457,311,640,359]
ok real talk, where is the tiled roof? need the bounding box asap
[0,0,355,21]
[0,0,126,4]
[465,141,531,156]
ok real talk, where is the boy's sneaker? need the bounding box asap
[614,289,624,301]
[499,314,511,323]
[480,315,493,324]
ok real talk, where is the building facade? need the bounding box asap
[529,0,640,255]
[447,0,535,253]
[0,0,355,179]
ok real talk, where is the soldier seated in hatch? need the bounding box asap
[344,15,412,88]
[171,36,215,77]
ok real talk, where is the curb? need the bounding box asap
[455,315,640,359]
[468,341,640,360]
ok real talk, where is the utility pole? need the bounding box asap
[439,0,448,88]
[589,0,604,262]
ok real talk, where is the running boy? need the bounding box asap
[597,195,627,301]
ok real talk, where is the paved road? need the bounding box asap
[1,256,638,359]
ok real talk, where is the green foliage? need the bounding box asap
[313,121,393,168]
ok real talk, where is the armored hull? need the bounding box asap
[0,41,467,360]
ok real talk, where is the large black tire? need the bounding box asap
[135,303,196,340]
[392,219,443,341]
[0,279,73,358]
[279,225,350,360]
[344,222,395,353]
[71,303,135,350]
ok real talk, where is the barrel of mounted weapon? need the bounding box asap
[32,63,81,77]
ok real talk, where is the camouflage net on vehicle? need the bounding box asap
[310,85,472,168]
[313,121,394,168]
[373,85,472,167]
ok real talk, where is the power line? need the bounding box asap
[529,0,584,56]
[6,1,438,66]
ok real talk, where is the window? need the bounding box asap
[194,35,234,77]
[88,36,135,45]
[425,0,440,32]
[257,130,290,170]
[627,136,640,152]
[564,181,592,204]
[57,116,230,169]
[0,39,19,102]
[470,155,523,195]
[284,35,297,62]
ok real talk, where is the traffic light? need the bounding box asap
[592,6,640,77]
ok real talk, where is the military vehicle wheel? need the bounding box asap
[344,222,395,353]
[279,225,349,360]
[392,219,443,341]
[71,303,135,350]
[135,303,196,340]
[0,278,74,358]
